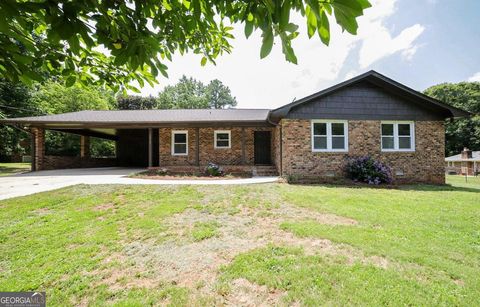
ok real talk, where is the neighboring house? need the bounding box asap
[1,71,470,184]
[445,148,480,176]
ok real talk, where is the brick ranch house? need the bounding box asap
[445,148,479,176]
[1,71,470,184]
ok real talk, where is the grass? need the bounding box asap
[0,185,198,305]
[191,221,220,241]
[0,178,479,305]
[0,162,30,176]
[446,174,480,189]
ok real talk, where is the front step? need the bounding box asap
[253,165,278,177]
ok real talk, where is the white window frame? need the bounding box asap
[171,130,188,156]
[381,121,415,152]
[214,130,231,149]
[311,120,349,152]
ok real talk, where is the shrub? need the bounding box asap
[205,162,224,177]
[346,156,392,185]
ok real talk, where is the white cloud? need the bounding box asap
[358,23,424,68]
[136,0,425,109]
[356,0,425,69]
[468,72,480,82]
[401,45,420,61]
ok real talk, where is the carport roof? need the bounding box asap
[0,108,272,126]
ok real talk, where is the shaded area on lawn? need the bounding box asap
[0,162,30,176]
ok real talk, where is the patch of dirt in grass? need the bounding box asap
[93,203,116,211]
[453,279,465,286]
[224,278,289,306]
[87,182,395,305]
[253,205,358,226]
[33,208,51,215]
[93,202,390,305]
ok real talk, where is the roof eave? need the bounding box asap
[0,119,273,127]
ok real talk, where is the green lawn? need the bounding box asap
[0,179,479,306]
[0,162,31,176]
[446,174,480,189]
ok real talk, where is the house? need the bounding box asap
[445,148,479,176]
[1,71,470,184]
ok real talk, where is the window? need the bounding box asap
[311,120,348,152]
[381,122,415,151]
[214,130,231,149]
[172,130,188,155]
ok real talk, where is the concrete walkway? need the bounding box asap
[0,167,279,201]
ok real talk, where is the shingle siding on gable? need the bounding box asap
[286,81,445,121]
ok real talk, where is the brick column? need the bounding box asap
[31,127,45,171]
[80,136,90,158]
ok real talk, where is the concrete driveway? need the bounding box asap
[0,167,278,200]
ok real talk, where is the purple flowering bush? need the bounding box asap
[346,156,392,185]
[205,162,224,177]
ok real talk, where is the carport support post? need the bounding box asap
[31,127,45,171]
[80,136,90,158]
[148,128,153,168]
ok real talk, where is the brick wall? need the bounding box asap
[41,156,117,170]
[281,119,445,184]
[31,127,45,170]
[158,127,275,166]
[159,128,199,166]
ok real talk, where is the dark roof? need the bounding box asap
[1,71,471,128]
[445,151,480,162]
[1,109,271,126]
[270,70,471,120]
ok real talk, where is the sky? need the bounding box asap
[136,0,480,109]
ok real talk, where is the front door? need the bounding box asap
[254,131,271,165]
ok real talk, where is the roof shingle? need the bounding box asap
[1,109,271,125]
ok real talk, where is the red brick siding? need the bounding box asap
[280,119,445,184]
[158,127,275,166]
[41,156,117,170]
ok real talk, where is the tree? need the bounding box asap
[0,79,36,161]
[424,82,480,156]
[206,79,237,109]
[0,0,371,91]
[157,76,209,109]
[32,81,114,114]
[116,95,158,110]
[32,81,116,156]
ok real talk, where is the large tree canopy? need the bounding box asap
[0,0,371,92]
[157,75,237,109]
[0,79,34,159]
[116,95,159,110]
[206,79,237,109]
[424,82,480,156]
[31,81,116,157]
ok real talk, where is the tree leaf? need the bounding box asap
[306,6,317,38]
[65,76,76,87]
[318,10,330,45]
[284,23,298,33]
[280,0,291,30]
[260,28,274,59]
[244,20,254,38]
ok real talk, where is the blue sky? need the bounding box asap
[138,0,480,109]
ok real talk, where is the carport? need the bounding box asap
[2,111,161,171]
[0,109,274,172]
